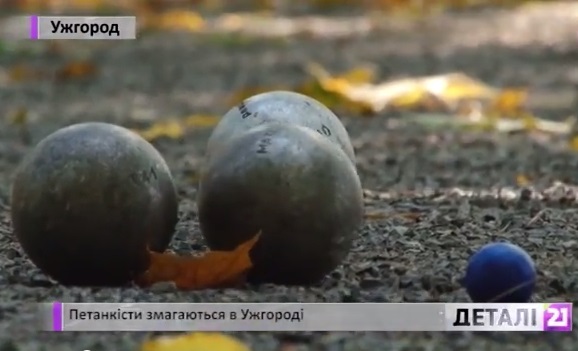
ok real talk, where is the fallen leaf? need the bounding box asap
[141,332,251,351]
[55,61,98,81]
[152,10,205,32]
[6,107,32,144]
[304,64,546,126]
[364,210,392,220]
[569,136,578,151]
[305,64,574,134]
[14,0,139,12]
[516,174,531,187]
[6,107,28,126]
[519,113,538,131]
[304,63,376,114]
[56,0,109,11]
[136,232,261,290]
[387,86,428,108]
[135,120,185,141]
[8,64,44,82]
[305,66,481,113]
[337,65,377,85]
[308,65,353,95]
[432,73,496,101]
[183,114,221,128]
[134,115,219,142]
[489,89,528,117]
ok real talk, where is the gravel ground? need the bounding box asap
[0,3,578,350]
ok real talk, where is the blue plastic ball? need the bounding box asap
[463,242,536,302]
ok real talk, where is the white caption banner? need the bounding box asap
[36,302,573,332]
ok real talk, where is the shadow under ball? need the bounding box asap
[197,123,364,285]
[10,122,178,286]
[206,90,356,165]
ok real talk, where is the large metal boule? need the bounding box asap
[10,122,178,286]
[206,90,356,165]
[197,123,363,285]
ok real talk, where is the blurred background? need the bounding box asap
[2,0,577,134]
[4,0,555,14]
[1,0,578,189]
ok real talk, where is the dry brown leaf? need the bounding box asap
[307,64,354,96]
[134,115,218,141]
[8,64,44,82]
[338,65,377,85]
[400,212,422,222]
[152,10,205,32]
[6,107,32,144]
[569,136,578,151]
[141,332,251,351]
[183,114,221,127]
[55,0,108,10]
[303,63,376,114]
[55,61,98,81]
[516,174,531,187]
[14,0,142,12]
[364,210,392,220]
[520,113,538,130]
[432,73,496,101]
[489,89,528,117]
[6,107,28,126]
[302,81,375,115]
[136,232,261,290]
[305,65,503,114]
[388,87,429,109]
[135,120,185,141]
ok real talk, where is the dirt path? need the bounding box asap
[0,3,577,350]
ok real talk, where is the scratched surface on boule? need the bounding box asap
[0,4,578,351]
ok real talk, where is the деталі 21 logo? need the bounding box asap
[543,303,572,331]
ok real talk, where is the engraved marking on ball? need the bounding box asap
[238,101,252,119]
[316,124,332,136]
[130,166,158,184]
[256,138,272,154]
[256,129,276,154]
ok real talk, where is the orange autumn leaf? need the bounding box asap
[55,61,98,81]
[338,65,377,85]
[516,174,531,186]
[183,114,221,128]
[135,120,186,141]
[569,136,578,151]
[8,64,44,82]
[6,107,28,126]
[141,332,251,351]
[151,10,205,32]
[137,232,261,290]
[490,89,528,117]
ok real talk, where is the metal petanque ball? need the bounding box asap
[10,122,178,286]
[197,123,364,285]
[463,242,536,302]
[206,90,356,165]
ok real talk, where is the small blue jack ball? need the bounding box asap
[463,242,536,303]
